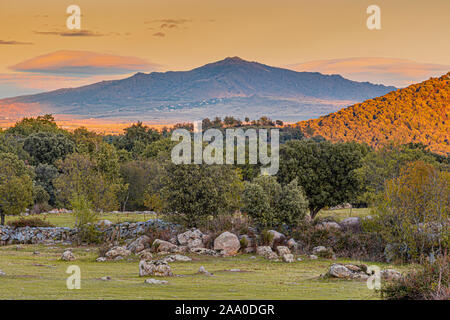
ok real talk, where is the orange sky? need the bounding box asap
[0,0,449,97]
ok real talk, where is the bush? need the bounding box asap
[369,161,449,262]
[291,220,386,261]
[380,253,449,300]
[7,217,55,228]
[242,176,308,227]
[76,224,102,244]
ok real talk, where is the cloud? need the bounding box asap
[0,40,33,45]
[153,32,165,37]
[287,57,450,87]
[10,50,160,75]
[34,30,105,37]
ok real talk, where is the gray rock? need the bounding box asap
[138,249,153,261]
[286,238,297,249]
[340,217,361,229]
[309,255,318,260]
[267,230,286,246]
[190,247,222,256]
[139,260,173,277]
[161,254,192,263]
[214,231,240,256]
[256,246,278,260]
[282,253,294,263]
[144,278,168,285]
[61,250,76,261]
[101,276,111,281]
[381,269,402,281]
[198,266,213,276]
[328,264,352,278]
[316,222,341,231]
[152,239,179,253]
[96,257,107,262]
[276,246,291,256]
[312,246,327,255]
[0,270,5,276]
[105,246,131,259]
[127,235,151,254]
[177,228,204,246]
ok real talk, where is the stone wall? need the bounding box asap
[0,219,176,245]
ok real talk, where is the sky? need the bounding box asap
[0,0,449,98]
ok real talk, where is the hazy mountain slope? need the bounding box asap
[0,57,395,108]
[296,72,450,154]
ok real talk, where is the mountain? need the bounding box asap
[0,57,396,122]
[295,72,450,154]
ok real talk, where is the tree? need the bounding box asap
[0,153,33,225]
[242,175,308,227]
[34,163,59,205]
[355,143,446,205]
[278,139,368,218]
[23,132,75,165]
[161,163,243,226]
[6,114,64,136]
[370,161,449,261]
[53,153,123,212]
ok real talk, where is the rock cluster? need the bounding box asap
[61,250,76,261]
[139,260,173,277]
[0,219,176,246]
[327,263,402,281]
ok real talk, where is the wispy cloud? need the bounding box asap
[287,57,450,87]
[0,40,33,45]
[10,50,160,75]
[34,30,105,37]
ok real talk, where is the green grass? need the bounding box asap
[4,212,157,228]
[0,243,410,300]
[317,208,372,222]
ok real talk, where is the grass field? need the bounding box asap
[4,208,371,228]
[0,243,408,300]
[4,212,158,228]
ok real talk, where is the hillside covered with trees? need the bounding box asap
[295,72,450,155]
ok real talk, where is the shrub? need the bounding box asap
[242,176,308,227]
[76,224,103,244]
[369,161,449,262]
[291,220,386,261]
[380,253,449,300]
[7,217,55,228]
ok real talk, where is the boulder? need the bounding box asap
[316,222,341,231]
[96,257,107,262]
[214,231,240,256]
[327,263,370,280]
[282,253,294,263]
[256,246,278,260]
[340,217,361,230]
[61,250,76,261]
[144,278,168,285]
[161,254,192,263]
[127,235,151,254]
[312,246,327,255]
[190,247,222,256]
[309,255,318,260]
[267,230,286,247]
[328,264,352,278]
[0,270,5,276]
[187,238,204,249]
[276,246,291,256]
[177,228,205,246]
[198,266,213,276]
[101,276,111,281]
[139,260,173,277]
[286,238,297,249]
[138,249,153,260]
[105,246,131,259]
[381,269,402,281]
[152,239,178,253]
